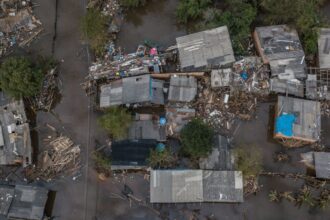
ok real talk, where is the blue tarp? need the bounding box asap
[275,113,296,137]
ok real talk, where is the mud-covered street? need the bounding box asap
[23,0,330,219]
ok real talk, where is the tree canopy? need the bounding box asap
[180,118,214,159]
[98,107,132,140]
[81,8,108,55]
[176,0,212,24]
[0,57,44,99]
[147,148,176,168]
[120,0,147,8]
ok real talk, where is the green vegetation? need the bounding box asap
[81,8,109,56]
[147,148,176,168]
[92,151,111,175]
[180,118,214,159]
[0,57,44,99]
[120,0,147,8]
[176,0,212,23]
[233,145,262,178]
[260,0,326,55]
[98,107,132,140]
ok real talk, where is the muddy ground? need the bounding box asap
[11,0,330,219]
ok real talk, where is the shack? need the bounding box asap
[150,170,243,203]
[301,151,330,179]
[0,94,32,167]
[0,184,49,220]
[274,96,321,147]
[318,28,330,69]
[128,114,166,142]
[211,68,232,88]
[176,26,235,71]
[99,74,165,108]
[111,139,157,170]
[168,76,197,102]
[254,25,306,97]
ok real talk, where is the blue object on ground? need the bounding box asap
[159,117,166,125]
[156,143,165,152]
[275,113,296,137]
[240,71,248,80]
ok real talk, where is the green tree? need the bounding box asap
[260,0,326,55]
[180,118,214,159]
[233,145,262,178]
[98,107,132,139]
[92,151,111,175]
[120,0,147,8]
[0,57,44,99]
[147,148,176,168]
[81,8,108,56]
[176,0,212,23]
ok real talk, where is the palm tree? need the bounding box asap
[280,191,295,203]
[269,190,280,202]
[318,189,330,209]
[296,185,315,208]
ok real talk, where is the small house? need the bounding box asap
[301,151,330,179]
[274,96,321,147]
[0,184,49,220]
[99,74,165,108]
[168,76,197,102]
[150,170,243,203]
[176,26,235,71]
[0,94,32,167]
[318,28,330,69]
[211,68,232,88]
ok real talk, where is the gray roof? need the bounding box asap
[7,185,48,220]
[270,78,304,97]
[318,28,330,69]
[166,107,196,136]
[176,26,235,71]
[314,152,330,179]
[276,96,321,141]
[211,69,232,88]
[100,75,165,107]
[0,186,14,216]
[128,119,166,142]
[0,95,32,167]
[150,170,243,203]
[254,25,306,79]
[168,76,197,102]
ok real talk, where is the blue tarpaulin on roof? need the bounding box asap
[275,113,296,137]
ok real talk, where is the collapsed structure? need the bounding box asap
[0,184,49,220]
[176,26,235,71]
[274,96,321,147]
[254,25,306,97]
[0,93,32,167]
[150,170,243,203]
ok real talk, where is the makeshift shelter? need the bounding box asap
[0,93,32,167]
[306,68,330,100]
[150,170,243,203]
[318,28,330,69]
[300,151,330,179]
[99,74,165,107]
[176,26,235,71]
[0,184,49,220]
[168,76,197,102]
[274,96,321,147]
[211,69,232,88]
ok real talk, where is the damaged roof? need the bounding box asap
[270,78,304,97]
[150,170,243,203]
[211,68,232,88]
[168,76,197,102]
[254,25,306,79]
[0,93,32,167]
[100,74,165,107]
[275,96,321,142]
[318,28,330,69]
[128,119,166,142]
[176,26,235,71]
[314,152,330,179]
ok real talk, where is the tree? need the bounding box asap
[98,107,132,140]
[260,0,326,55]
[81,8,109,55]
[0,57,44,99]
[92,151,111,176]
[233,145,262,178]
[296,185,316,208]
[147,148,176,168]
[176,0,212,24]
[180,118,214,159]
[120,0,147,8]
[269,190,280,202]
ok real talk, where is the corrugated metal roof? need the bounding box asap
[0,186,14,216]
[150,170,243,203]
[128,120,166,141]
[211,69,232,88]
[314,152,330,179]
[318,28,330,69]
[168,76,197,102]
[270,78,304,97]
[176,26,235,71]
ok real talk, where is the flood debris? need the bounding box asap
[0,0,43,57]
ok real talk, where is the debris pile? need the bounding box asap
[321,100,330,117]
[30,136,80,181]
[87,0,120,17]
[0,0,43,57]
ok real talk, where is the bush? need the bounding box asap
[147,148,176,168]
[176,0,212,24]
[120,0,147,8]
[92,151,111,175]
[98,107,132,140]
[0,57,44,99]
[81,8,109,55]
[233,145,262,178]
[180,118,214,159]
